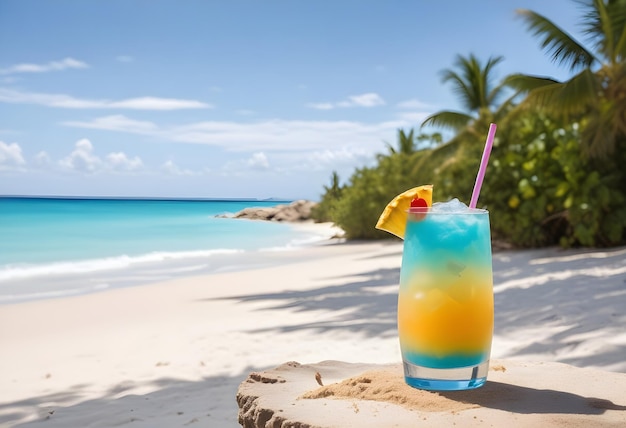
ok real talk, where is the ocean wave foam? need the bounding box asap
[0,249,242,282]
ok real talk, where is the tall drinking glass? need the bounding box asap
[398,207,494,391]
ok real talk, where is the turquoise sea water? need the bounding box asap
[0,197,332,304]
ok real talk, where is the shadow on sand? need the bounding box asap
[212,245,626,369]
[441,381,626,415]
[7,245,624,427]
[2,370,257,428]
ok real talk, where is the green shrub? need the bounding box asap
[316,120,626,247]
[332,147,432,239]
[483,113,626,247]
[311,171,343,223]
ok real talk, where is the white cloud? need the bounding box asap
[63,115,406,154]
[306,102,334,110]
[64,115,159,133]
[394,98,435,126]
[345,93,386,107]
[247,152,270,170]
[106,152,143,171]
[59,139,101,172]
[162,160,200,176]
[110,97,210,110]
[116,55,134,63]
[307,147,368,165]
[175,119,405,152]
[35,151,51,166]
[0,88,212,110]
[0,58,89,75]
[60,115,430,179]
[397,111,430,123]
[275,147,373,172]
[58,138,144,174]
[0,141,26,170]
[221,152,272,174]
[307,92,385,110]
[396,98,432,109]
[165,120,399,152]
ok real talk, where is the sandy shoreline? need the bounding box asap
[0,221,343,305]
[1,238,625,427]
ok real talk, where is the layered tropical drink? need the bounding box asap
[376,185,494,391]
[400,200,493,390]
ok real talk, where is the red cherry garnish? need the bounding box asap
[409,197,428,221]
[410,198,427,208]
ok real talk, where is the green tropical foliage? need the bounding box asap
[384,129,417,155]
[483,112,626,247]
[506,0,626,159]
[310,171,343,223]
[311,0,626,247]
[331,130,432,239]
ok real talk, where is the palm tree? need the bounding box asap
[416,132,443,149]
[415,54,514,200]
[384,129,417,155]
[323,171,342,200]
[506,0,626,158]
[421,53,512,134]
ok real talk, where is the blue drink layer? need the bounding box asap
[401,210,493,278]
[403,351,488,369]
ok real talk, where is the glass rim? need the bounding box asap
[406,207,489,214]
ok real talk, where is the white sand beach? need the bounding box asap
[1,235,625,427]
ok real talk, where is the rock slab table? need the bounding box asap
[237,359,626,427]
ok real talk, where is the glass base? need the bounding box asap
[403,359,489,391]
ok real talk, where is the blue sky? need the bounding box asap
[1,0,582,200]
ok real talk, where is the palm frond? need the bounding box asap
[439,54,504,112]
[580,108,616,158]
[383,142,396,155]
[510,69,600,117]
[607,0,626,62]
[492,90,520,119]
[517,8,596,71]
[615,19,626,61]
[420,111,474,131]
[502,74,562,114]
[410,136,461,178]
[503,73,561,93]
[555,68,601,114]
[440,68,474,112]
[482,56,506,107]
[578,0,626,63]
[453,54,488,110]
[397,129,416,155]
[487,77,513,108]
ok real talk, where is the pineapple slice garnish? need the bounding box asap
[375,185,433,239]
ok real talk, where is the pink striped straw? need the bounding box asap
[469,123,497,209]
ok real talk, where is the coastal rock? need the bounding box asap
[229,200,317,222]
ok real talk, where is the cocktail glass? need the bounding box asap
[398,207,494,391]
